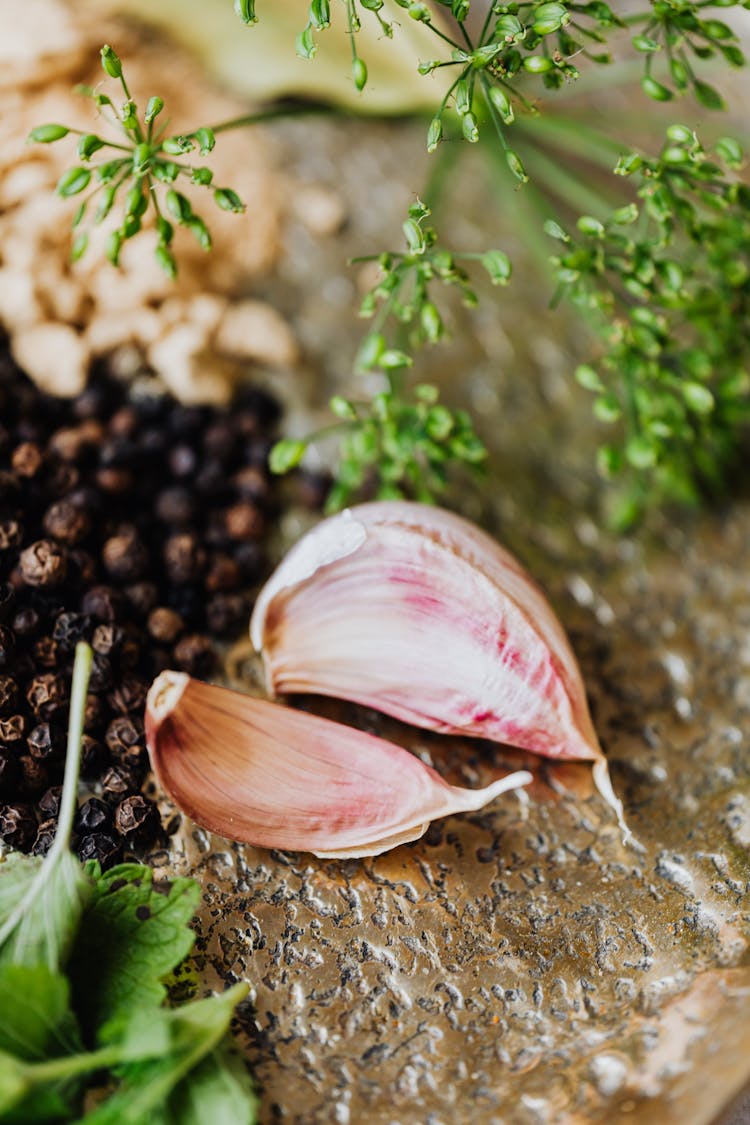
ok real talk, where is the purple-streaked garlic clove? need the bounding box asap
[144,671,532,858]
[250,500,628,839]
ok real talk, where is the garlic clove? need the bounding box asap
[250,500,629,839]
[145,671,531,858]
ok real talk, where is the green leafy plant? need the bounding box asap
[30,2,750,522]
[29,45,246,278]
[0,643,257,1123]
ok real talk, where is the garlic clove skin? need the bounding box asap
[145,671,532,858]
[250,500,629,839]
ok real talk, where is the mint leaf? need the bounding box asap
[68,863,201,1043]
[82,984,249,1125]
[167,1043,257,1125]
[0,964,80,1061]
[0,851,92,973]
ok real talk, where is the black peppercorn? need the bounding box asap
[114,794,158,842]
[43,499,91,545]
[83,694,108,732]
[147,607,183,645]
[32,636,60,669]
[0,625,16,669]
[11,441,44,478]
[163,534,205,584]
[75,797,113,833]
[0,803,37,849]
[204,555,241,593]
[38,785,62,818]
[26,673,68,722]
[206,594,247,637]
[107,676,147,715]
[0,750,20,799]
[28,722,64,762]
[12,607,40,637]
[52,612,91,652]
[224,501,264,542]
[0,714,25,744]
[76,832,121,867]
[123,582,158,618]
[80,734,107,777]
[32,818,58,856]
[0,675,18,714]
[19,540,68,587]
[105,716,146,770]
[100,764,140,804]
[88,653,114,693]
[102,526,148,582]
[81,585,124,623]
[155,486,194,527]
[91,623,123,657]
[0,520,23,551]
[18,755,49,796]
[168,443,198,478]
[0,583,16,622]
[173,633,216,677]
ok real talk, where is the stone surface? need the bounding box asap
[142,111,750,1125]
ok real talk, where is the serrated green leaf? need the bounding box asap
[67,864,201,1044]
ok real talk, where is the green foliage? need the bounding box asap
[270,200,498,505]
[29,46,245,277]
[550,128,750,522]
[0,644,256,1124]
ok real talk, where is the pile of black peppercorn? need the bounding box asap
[0,340,285,867]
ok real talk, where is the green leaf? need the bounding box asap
[641,75,673,102]
[693,80,726,111]
[82,985,249,1125]
[0,850,92,974]
[0,964,80,1062]
[67,864,201,1044]
[166,1045,257,1125]
[269,439,307,474]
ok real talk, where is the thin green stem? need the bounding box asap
[50,644,91,862]
[423,19,464,51]
[21,1043,124,1085]
[479,75,510,152]
[208,103,334,135]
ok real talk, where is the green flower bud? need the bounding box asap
[95,187,116,224]
[427,115,443,153]
[625,435,657,470]
[532,2,570,35]
[593,394,621,423]
[420,301,443,343]
[100,45,122,79]
[145,96,164,124]
[355,332,386,371]
[56,167,91,197]
[379,349,413,370]
[70,231,89,263]
[213,187,245,213]
[543,219,569,241]
[488,86,514,124]
[121,214,141,239]
[310,0,331,27]
[461,112,479,143]
[105,229,123,267]
[155,243,178,279]
[234,0,257,24]
[614,151,642,176]
[523,55,554,73]
[188,216,212,251]
[452,0,470,19]
[575,364,604,393]
[505,149,528,182]
[632,33,659,52]
[28,124,69,143]
[132,143,152,175]
[125,184,147,217]
[269,439,307,474]
[495,14,524,41]
[157,217,174,245]
[352,57,368,91]
[151,161,179,184]
[409,1,430,19]
[682,382,715,415]
[481,248,512,284]
[166,189,192,223]
[329,395,357,420]
[715,136,743,168]
[402,217,426,253]
[296,25,317,59]
[641,75,673,102]
[162,135,194,155]
[120,100,138,131]
[455,78,470,115]
[693,80,726,111]
[577,215,605,237]
[195,127,216,155]
[191,167,214,185]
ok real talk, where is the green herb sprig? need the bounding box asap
[549,128,750,525]
[270,200,501,507]
[28,45,245,278]
[0,643,257,1124]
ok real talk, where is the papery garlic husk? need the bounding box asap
[250,500,629,839]
[144,671,532,858]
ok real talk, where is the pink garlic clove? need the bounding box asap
[250,500,628,838]
[144,671,531,858]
